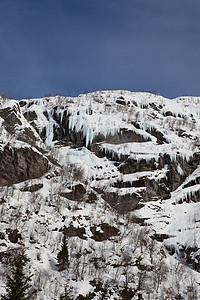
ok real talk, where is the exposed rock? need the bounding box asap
[24,111,38,121]
[0,103,42,148]
[16,127,38,145]
[90,223,119,241]
[152,233,175,242]
[102,191,141,214]
[145,127,168,144]
[0,105,22,134]
[0,232,5,240]
[0,145,49,185]
[86,191,97,203]
[76,293,95,300]
[165,152,200,191]
[184,246,200,272]
[19,100,27,107]
[113,177,170,202]
[120,288,135,300]
[61,225,86,239]
[119,156,160,174]
[90,129,151,153]
[7,229,22,244]
[60,183,86,201]
[20,183,44,192]
[116,96,129,105]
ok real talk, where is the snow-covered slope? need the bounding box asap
[0,90,200,299]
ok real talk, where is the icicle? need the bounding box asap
[60,110,64,124]
[45,109,55,147]
[177,165,184,176]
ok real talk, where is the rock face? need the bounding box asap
[0,145,49,185]
[2,93,199,210]
[0,92,200,299]
[102,191,141,214]
[60,183,86,201]
[0,103,22,134]
[0,101,49,185]
[90,223,119,241]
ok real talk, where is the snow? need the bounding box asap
[100,141,194,162]
[122,167,168,183]
[0,90,200,299]
[58,146,120,181]
[177,164,184,176]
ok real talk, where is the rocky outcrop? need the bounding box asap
[61,225,86,239]
[0,145,49,185]
[90,223,119,241]
[0,92,199,299]
[6,229,22,244]
[102,191,141,214]
[0,102,43,148]
[113,177,170,202]
[0,103,22,134]
[166,243,200,272]
[20,183,44,192]
[59,183,86,201]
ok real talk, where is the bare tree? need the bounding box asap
[153,257,168,293]
[186,276,198,300]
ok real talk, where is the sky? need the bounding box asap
[0,0,200,99]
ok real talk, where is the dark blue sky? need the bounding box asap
[1,0,200,99]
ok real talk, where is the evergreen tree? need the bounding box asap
[1,251,31,300]
[57,234,69,271]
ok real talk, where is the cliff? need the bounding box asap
[0,90,199,299]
